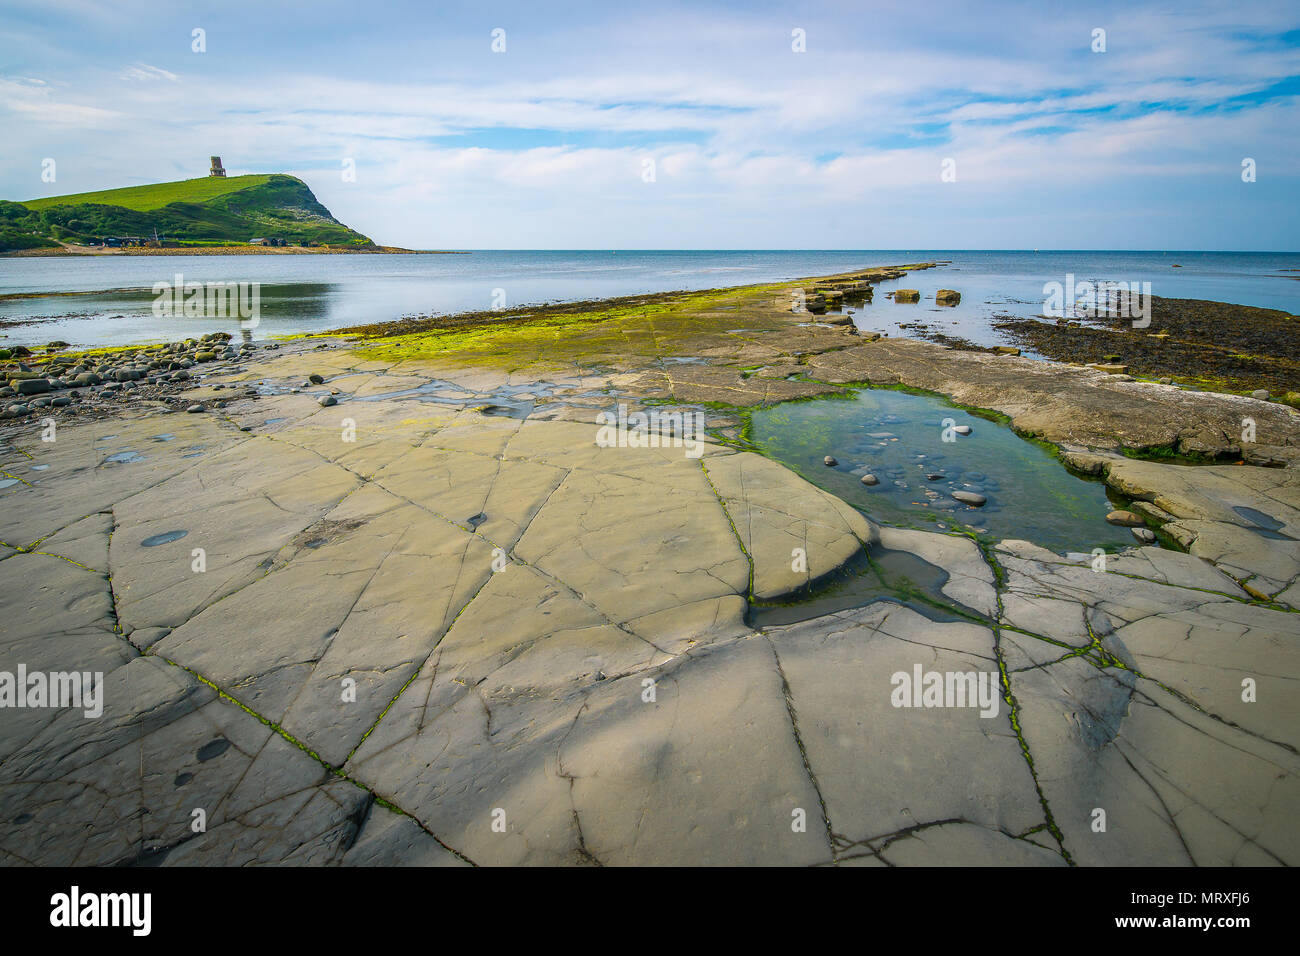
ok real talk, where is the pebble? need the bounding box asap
[308,374,325,384]
[952,425,972,435]
[1105,510,1145,527]
[860,474,879,486]
[1131,527,1157,544]
[1252,389,1270,400]
[823,455,837,466]
[318,395,338,407]
[186,404,206,413]
[952,491,987,506]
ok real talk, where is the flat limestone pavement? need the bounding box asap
[1,321,1298,864]
[0,344,869,864]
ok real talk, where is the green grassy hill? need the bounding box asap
[20,174,277,212]
[0,174,373,251]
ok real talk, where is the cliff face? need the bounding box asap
[0,174,372,251]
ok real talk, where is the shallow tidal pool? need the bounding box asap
[749,388,1141,555]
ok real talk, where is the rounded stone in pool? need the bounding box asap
[141,530,189,547]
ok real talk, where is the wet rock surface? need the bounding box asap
[993,294,1300,395]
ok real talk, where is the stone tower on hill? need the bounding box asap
[209,156,226,178]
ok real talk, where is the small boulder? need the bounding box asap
[1105,510,1145,527]
[935,289,961,305]
[318,395,338,407]
[893,289,920,303]
[14,378,51,395]
[860,474,879,486]
[186,404,206,414]
[952,491,987,507]
[1131,527,1157,544]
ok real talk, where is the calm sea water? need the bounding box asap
[0,249,1295,348]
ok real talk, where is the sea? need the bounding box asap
[0,249,1296,349]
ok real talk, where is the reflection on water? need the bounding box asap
[748,388,1139,555]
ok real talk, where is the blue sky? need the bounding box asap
[2,0,1297,249]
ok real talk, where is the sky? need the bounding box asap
[1,0,1297,250]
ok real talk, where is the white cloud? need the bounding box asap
[120,63,179,82]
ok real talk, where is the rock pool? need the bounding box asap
[749,388,1141,554]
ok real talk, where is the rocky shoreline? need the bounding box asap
[1,264,1297,866]
[0,333,267,421]
[992,295,1300,398]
